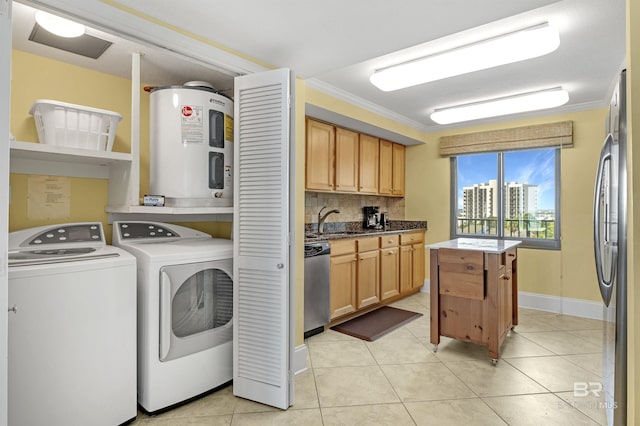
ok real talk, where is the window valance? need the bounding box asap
[439,120,573,156]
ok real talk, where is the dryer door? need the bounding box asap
[159,259,233,362]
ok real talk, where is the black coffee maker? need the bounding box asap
[363,206,381,229]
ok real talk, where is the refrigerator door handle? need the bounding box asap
[593,133,615,306]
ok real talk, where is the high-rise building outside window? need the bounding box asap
[451,148,560,249]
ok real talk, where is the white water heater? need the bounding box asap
[150,83,234,207]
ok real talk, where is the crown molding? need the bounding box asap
[305,78,430,133]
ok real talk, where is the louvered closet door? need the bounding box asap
[233,68,294,409]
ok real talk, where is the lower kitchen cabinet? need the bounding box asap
[328,230,424,322]
[380,234,400,301]
[356,237,380,309]
[329,239,357,320]
[399,231,425,294]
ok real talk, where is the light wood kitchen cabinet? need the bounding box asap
[356,237,380,309]
[335,127,359,192]
[329,239,357,319]
[399,231,425,294]
[358,134,379,193]
[379,140,393,194]
[305,118,405,197]
[328,231,424,321]
[379,139,405,196]
[392,143,406,196]
[380,234,400,301]
[428,240,520,362]
[306,118,335,191]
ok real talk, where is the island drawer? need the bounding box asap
[437,248,485,300]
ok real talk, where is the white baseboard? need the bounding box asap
[293,344,308,375]
[518,291,605,320]
[420,280,603,320]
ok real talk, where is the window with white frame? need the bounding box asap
[451,147,561,249]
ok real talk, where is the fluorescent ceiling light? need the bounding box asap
[430,87,569,125]
[35,11,85,38]
[370,23,559,91]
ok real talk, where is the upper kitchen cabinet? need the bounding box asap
[358,134,379,194]
[392,143,406,196]
[305,118,335,191]
[305,119,359,193]
[379,140,405,197]
[335,127,359,193]
[305,118,403,197]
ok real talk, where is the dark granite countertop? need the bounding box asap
[305,220,427,242]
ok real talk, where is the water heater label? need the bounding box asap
[225,114,234,141]
[180,105,204,144]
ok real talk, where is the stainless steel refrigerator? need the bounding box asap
[594,69,627,426]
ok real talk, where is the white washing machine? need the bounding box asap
[7,222,137,426]
[112,221,233,413]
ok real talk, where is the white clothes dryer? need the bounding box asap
[8,222,137,426]
[112,221,233,413]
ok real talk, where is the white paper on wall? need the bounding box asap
[27,175,71,220]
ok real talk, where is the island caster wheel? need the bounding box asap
[432,344,438,353]
[491,358,499,366]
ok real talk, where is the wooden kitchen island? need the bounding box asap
[427,238,521,364]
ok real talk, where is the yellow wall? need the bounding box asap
[9,174,109,231]
[405,109,608,303]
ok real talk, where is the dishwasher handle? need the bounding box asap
[304,242,331,257]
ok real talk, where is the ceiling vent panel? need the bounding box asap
[28,24,112,59]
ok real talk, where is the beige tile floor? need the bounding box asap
[132,292,608,425]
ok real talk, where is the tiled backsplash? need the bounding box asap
[305,192,405,224]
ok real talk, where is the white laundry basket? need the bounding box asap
[29,99,122,151]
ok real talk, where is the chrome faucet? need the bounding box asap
[317,206,340,235]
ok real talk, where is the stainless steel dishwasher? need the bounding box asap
[304,241,331,338]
